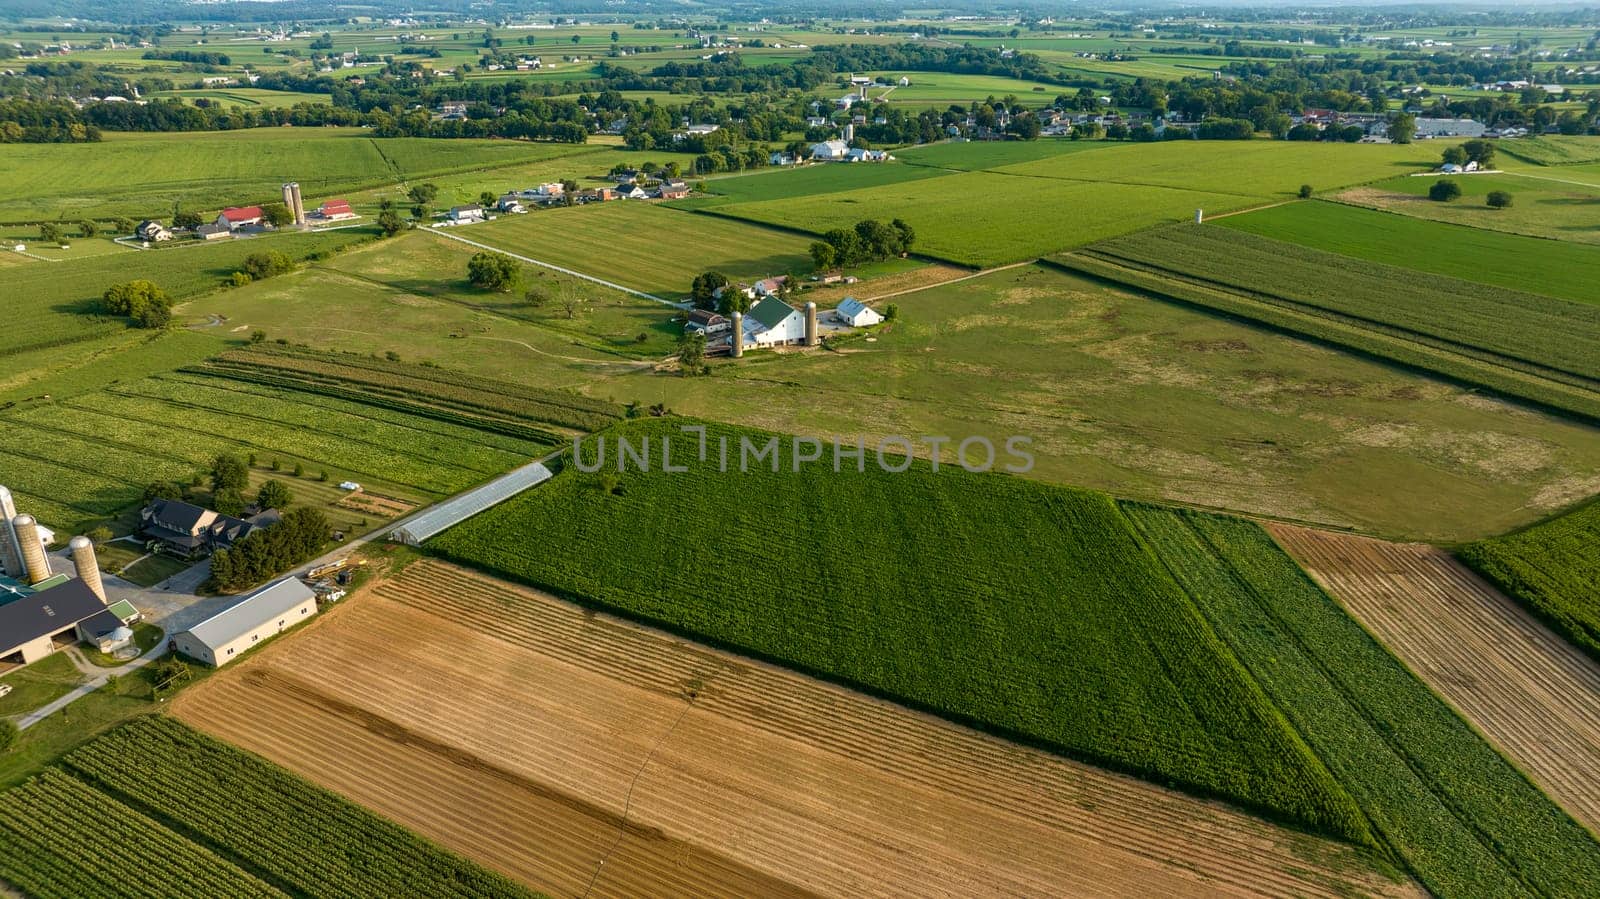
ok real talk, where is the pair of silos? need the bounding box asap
[0,486,105,600]
[727,302,818,359]
[281,182,307,227]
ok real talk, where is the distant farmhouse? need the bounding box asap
[447,204,486,223]
[217,205,265,231]
[135,220,172,242]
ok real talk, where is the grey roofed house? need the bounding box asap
[0,579,109,661]
[139,499,270,558]
[195,222,232,240]
[178,577,315,653]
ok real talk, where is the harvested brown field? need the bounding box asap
[174,559,1417,899]
[334,489,417,517]
[1269,523,1600,835]
[802,263,972,306]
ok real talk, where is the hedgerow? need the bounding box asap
[1458,499,1600,665]
[1122,503,1600,898]
[428,418,1367,841]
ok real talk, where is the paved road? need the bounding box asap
[427,227,690,309]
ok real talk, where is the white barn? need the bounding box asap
[809,140,850,161]
[172,577,317,667]
[835,297,883,327]
[744,297,807,346]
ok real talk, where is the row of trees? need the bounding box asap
[810,219,916,271]
[207,506,330,592]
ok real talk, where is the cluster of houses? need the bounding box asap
[133,196,355,244]
[442,173,692,225]
[685,291,885,354]
[808,140,893,163]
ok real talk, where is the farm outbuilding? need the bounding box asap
[388,461,553,546]
[835,297,883,327]
[172,577,318,667]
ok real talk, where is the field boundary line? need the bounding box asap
[1496,170,1600,190]
[424,227,689,309]
[863,260,1033,300]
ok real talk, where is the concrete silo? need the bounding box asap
[11,514,50,585]
[804,302,818,346]
[69,536,106,602]
[0,485,21,579]
[290,182,306,226]
[731,311,744,358]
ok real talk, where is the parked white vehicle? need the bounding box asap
[0,683,12,699]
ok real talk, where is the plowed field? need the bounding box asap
[1270,524,1600,835]
[173,559,1416,898]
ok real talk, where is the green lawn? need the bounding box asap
[118,554,194,588]
[84,624,165,667]
[464,202,818,300]
[1497,135,1600,165]
[0,669,159,790]
[1337,170,1600,247]
[1219,200,1600,306]
[0,654,84,720]
[429,418,1369,842]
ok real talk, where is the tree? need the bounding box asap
[211,453,249,491]
[79,219,98,238]
[38,222,61,243]
[1298,184,1314,199]
[86,526,113,546]
[478,190,497,208]
[690,271,730,311]
[1486,190,1514,208]
[249,329,266,344]
[1461,139,1496,167]
[212,487,245,517]
[173,210,203,229]
[377,208,404,236]
[809,241,837,273]
[406,183,438,206]
[256,479,293,511]
[1441,145,1468,166]
[467,251,520,291]
[884,303,900,322]
[102,280,172,329]
[241,251,292,280]
[677,331,706,373]
[556,282,586,319]
[261,202,294,228]
[1429,179,1462,202]
[1389,113,1416,144]
[525,283,549,308]
[112,216,135,235]
[143,481,184,503]
[891,218,916,254]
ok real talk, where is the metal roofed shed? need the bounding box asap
[172,577,318,667]
[389,461,553,546]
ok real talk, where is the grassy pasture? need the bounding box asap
[1457,499,1600,665]
[1220,200,1600,305]
[0,129,596,223]
[895,138,1114,171]
[1126,507,1600,899]
[429,418,1369,841]
[858,71,1068,105]
[688,161,949,206]
[1337,171,1600,246]
[1498,135,1600,166]
[462,203,818,300]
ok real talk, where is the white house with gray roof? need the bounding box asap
[172,577,317,667]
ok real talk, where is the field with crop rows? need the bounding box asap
[1270,524,1600,835]
[1457,500,1600,664]
[428,418,1366,840]
[1065,224,1600,421]
[1498,135,1600,165]
[173,557,1417,899]
[463,203,816,300]
[1219,200,1600,305]
[0,716,535,899]
[1121,506,1600,899]
[0,352,582,532]
[0,129,596,223]
[0,229,375,362]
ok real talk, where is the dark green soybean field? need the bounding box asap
[1458,499,1600,665]
[429,419,1366,842]
[1122,503,1600,899]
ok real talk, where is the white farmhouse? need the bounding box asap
[744,296,807,346]
[835,297,883,327]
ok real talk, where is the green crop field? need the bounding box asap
[1123,506,1600,899]
[0,717,534,899]
[1457,500,1600,664]
[1498,135,1600,166]
[1066,224,1600,421]
[463,203,818,299]
[706,141,1431,265]
[429,419,1371,841]
[0,129,598,223]
[0,347,596,534]
[856,71,1070,105]
[1219,200,1600,305]
[1337,170,1600,247]
[143,88,334,109]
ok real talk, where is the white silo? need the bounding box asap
[0,485,21,578]
[731,311,744,358]
[69,536,106,602]
[843,122,854,143]
[804,302,818,346]
[12,514,50,585]
[290,182,306,226]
